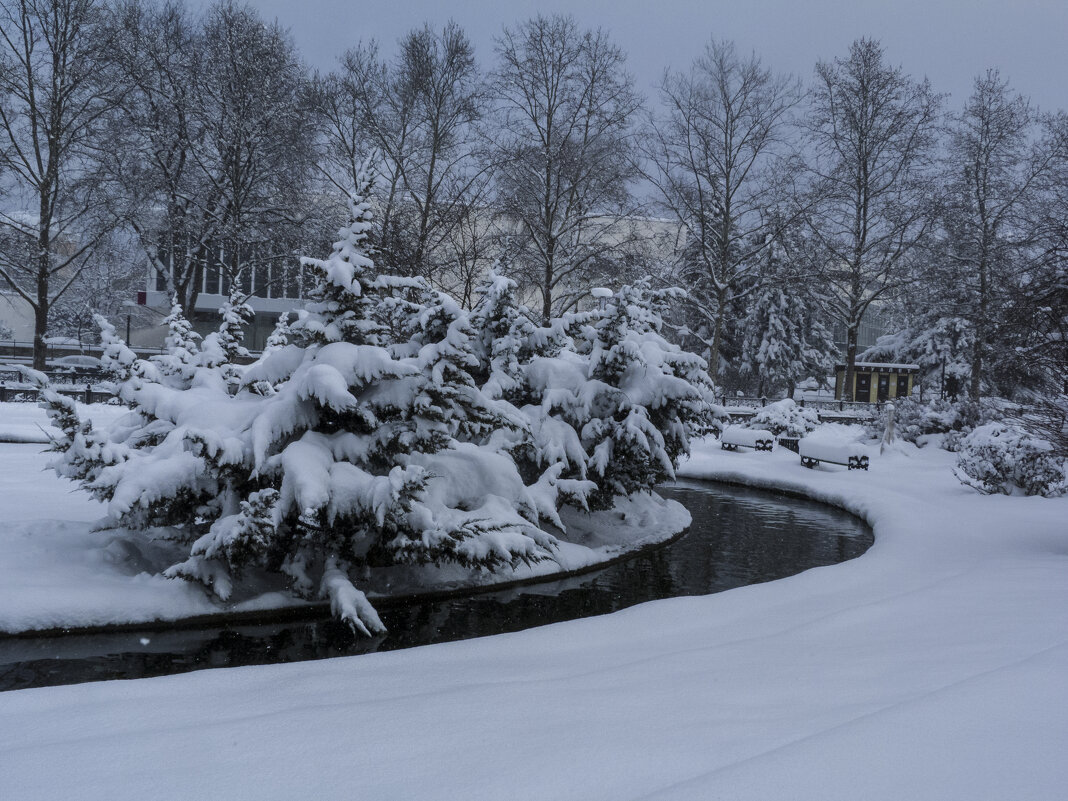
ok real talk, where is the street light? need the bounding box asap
[120,300,139,344]
[591,286,613,311]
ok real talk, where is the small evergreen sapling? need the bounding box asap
[200,288,254,393]
[156,299,201,388]
[263,312,292,353]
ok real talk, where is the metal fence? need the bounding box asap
[718,395,889,422]
[0,339,169,363]
[0,366,107,384]
[718,395,880,414]
[0,383,114,404]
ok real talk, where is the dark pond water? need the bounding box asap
[0,480,872,692]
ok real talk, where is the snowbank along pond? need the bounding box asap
[0,479,872,691]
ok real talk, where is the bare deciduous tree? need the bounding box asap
[108,0,315,317]
[939,70,1056,398]
[315,22,487,284]
[491,14,642,323]
[49,229,147,347]
[806,38,942,400]
[644,39,802,377]
[1007,111,1068,451]
[0,0,117,368]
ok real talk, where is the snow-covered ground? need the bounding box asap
[1,436,1065,800]
[0,410,689,633]
[0,400,127,443]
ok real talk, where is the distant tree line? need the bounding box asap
[0,1,1064,421]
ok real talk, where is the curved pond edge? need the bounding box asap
[0,475,875,642]
[0,513,694,642]
[676,468,879,530]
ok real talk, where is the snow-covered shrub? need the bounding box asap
[746,399,819,438]
[953,423,1067,497]
[865,398,966,445]
[866,397,999,451]
[939,400,999,452]
[468,274,716,511]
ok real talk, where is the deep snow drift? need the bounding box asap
[0,436,1064,800]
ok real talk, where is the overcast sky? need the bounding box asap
[226,0,1068,112]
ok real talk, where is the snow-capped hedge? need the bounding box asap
[746,399,819,438]
[953,423,1067,497]
[36,176,716,633]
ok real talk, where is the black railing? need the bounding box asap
[0,339,169,362]
[0,383,114,405]
[719,395,884,414]
[0,368,108,384]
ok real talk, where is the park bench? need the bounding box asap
[798,438,869,470]
[720,425,774,452]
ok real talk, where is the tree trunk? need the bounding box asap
[541,239,554,325]
[844,325,859,402]
[971,254,988,399]
[970,345,983,400]
[33,223,52,371]
[33,303,49,371]
[707,297,727,382]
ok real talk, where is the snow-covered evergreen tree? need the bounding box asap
[468,270,527,401]
[155,299,201,387]
[46,168,717,634]
[861,316,973,399]
[96,313,146,388]
[200,288,254,393]
[263,312,292,353]
[581,282,714,507]
[468,277,716,511]
[739,238,836,398]
[57,179,562,634]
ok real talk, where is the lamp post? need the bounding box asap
[591,287,613,312]
[121,299,144,346]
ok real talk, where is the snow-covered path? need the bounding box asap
[1,440,1065,800]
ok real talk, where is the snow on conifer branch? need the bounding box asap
[46,176,715,632]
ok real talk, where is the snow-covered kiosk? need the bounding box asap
[834,362,919,403]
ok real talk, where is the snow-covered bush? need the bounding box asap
[866,398,966,445]
[468,274,716,511]
[939,400,999,452]
[746,399,819,438]
[865,397,1000,451]
[953,423,1067,497]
